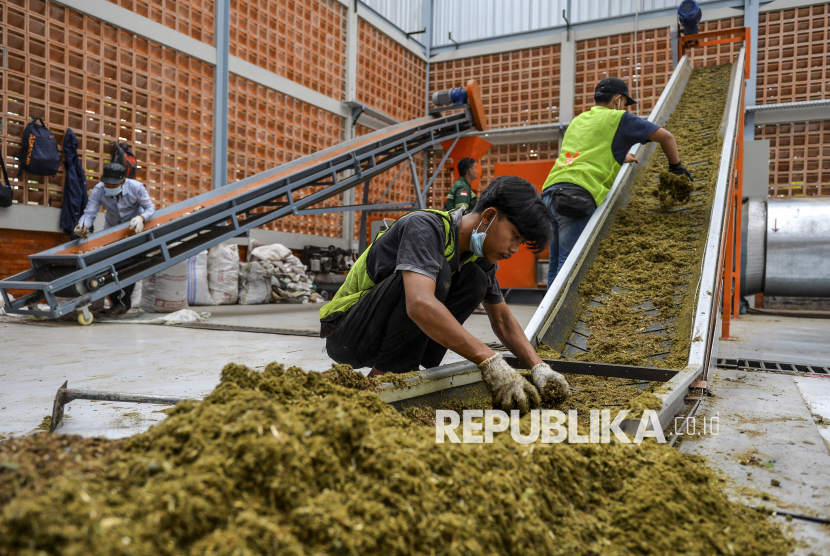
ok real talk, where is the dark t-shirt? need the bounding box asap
[610,111,660,165]
[365,209,504,304]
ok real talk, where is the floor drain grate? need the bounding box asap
[717,358,830,375]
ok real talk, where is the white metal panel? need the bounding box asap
[363,0,425,33]
[428,0,733,47]
[432,0,567,45]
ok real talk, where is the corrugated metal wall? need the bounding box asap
[368,0,742,48]
[432,0,567,46]
[363,0,424,34]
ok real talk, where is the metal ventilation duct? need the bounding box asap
[741,198,830,297]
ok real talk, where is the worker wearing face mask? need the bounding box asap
[74,162,155,314]
[542,77,692,287]
[320,176,570,413]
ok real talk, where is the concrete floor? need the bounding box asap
[3,302,828,552]
[718,314,829,366]
[678,314,830,555]
[0,302,537,439]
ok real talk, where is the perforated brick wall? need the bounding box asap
[426,141,559,208]
[104,0,215,45]
[574,28,673,117]
[430,45,562,128]
[2,0,214,209]
[756,5,830,104]
[755,120,830,197]
[357,19,425,122]
[227,74,345,237]
[230,0,346,101]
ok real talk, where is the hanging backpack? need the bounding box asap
[16,117,61,177]
[111,142,137,179]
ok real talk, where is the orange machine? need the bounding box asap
[493,160,553,289]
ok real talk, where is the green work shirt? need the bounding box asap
[444,177,476,212]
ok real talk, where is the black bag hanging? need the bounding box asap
[0,148,13,208]
[16,116,61,177]
[111,142,137,179]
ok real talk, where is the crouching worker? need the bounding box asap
[319,176,570,412]
[74,162,155,314]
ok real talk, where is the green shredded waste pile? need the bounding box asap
[656,171,694,208]
[570,63,733,369]
[0,363,792,555]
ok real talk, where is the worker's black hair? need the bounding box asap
[473,176,552,253]
[595,91,617,105]
[457,157,476,177]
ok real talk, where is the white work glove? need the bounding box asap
[73,223,90,239]
[129,215,144,234]
[478,353,540,413]
[531,363,571,406]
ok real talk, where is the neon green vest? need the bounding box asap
[542,106,626,206]
[319,209,477,320]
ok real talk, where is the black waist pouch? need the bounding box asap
[548,184,596,219]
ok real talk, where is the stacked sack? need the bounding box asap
[249,242,325,304]
[138,242,325,311]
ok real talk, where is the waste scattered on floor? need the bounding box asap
[0,362,792,555]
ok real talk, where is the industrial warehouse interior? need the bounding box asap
[1,0,830,553]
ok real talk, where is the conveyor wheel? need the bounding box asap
[78,308,93,326]
[28,304,42,321]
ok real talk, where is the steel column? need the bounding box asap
[343,0,360,247]
[743,0,759,139]
[423,0,434,195]
[212,0,230,189]
[357,179,372,254]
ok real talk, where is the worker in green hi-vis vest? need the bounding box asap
[320,177,572,413]
[443,157,478,212]
[542,77,693,288]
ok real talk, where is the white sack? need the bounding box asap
[130,279,143,308]
[140,261,189,313]
[251,243,292,263]
[238,261,272,305]
[186,250,212,306]
[208,244,239,305]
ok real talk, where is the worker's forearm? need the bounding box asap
[490,308,543,369]
[79,204,98,229]
[659,136,681,165]
[409,299,494,365]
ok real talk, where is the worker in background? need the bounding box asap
[74,162,155,314]
[321,176,569,413]
[542,77,692,287]
[444,157,478,211]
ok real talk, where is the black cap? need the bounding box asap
[595,77,637,106]
[101,163,126,184]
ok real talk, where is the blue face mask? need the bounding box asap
[104,186,122,197]
[470,215,495,258]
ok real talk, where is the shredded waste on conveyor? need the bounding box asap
[560,63,733,369]
[0,363,793,555]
